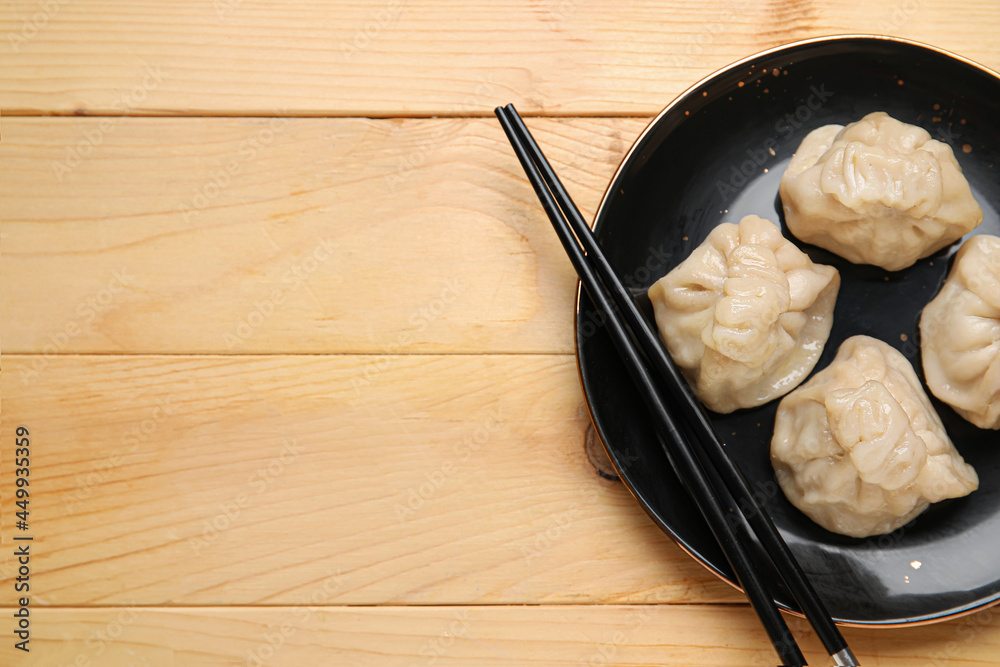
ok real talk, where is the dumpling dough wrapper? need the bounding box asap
[648,214,839,413]
[780,112,982,271]
[921,234,1000,429]
[772,335,978,538]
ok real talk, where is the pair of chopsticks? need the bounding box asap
[495,104,859,667]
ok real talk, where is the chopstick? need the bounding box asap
[499,104,859,667]
[494,105,802,667]
[496,103,860,667]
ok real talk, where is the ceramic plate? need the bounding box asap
[576,35,1000,626]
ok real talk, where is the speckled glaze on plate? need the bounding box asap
[576,35,1000,626]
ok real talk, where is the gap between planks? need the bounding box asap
[0,111,657,119]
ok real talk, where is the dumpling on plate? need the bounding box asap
[920,234,1000,429]
[779,112,983,271]
[771,335,978,538]
[647,214,839,413]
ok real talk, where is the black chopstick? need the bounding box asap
[495,107,804,667]
[499,104,859,667]
[497,103,860,667]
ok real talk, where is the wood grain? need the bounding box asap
[0,353,740,606]
[1,116,645,355]
[2,604,998,666]
[4,2,1000,664]
[2,0,998,116]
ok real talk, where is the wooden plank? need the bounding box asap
[1,116,647,355]
[1,604,998,666]
[0,354,741,606]
[2,0,999,116]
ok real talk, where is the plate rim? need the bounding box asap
[574,33,1000,628]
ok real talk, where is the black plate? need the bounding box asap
[577,36,1000,626]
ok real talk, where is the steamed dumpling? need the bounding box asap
[771,336,978,538]
[920,234,1000,429]
[779,112,983,271]
[648,215,840,413]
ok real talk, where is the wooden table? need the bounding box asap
[2,2,999,664]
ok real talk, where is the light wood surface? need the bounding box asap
[1,354,739,606]
[1,0,999,116]
[1,605,999,667]
[1,116,645,355]
[3,1,1000,664]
